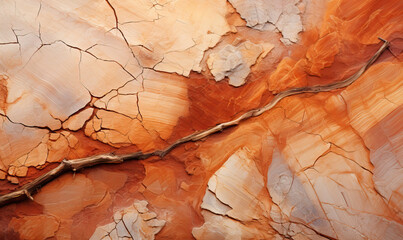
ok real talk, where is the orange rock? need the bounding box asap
[306,32,340,76]
[0,75,8,113]
[9,215,59,240]
[34,174,109,219]
[268,57,307,93]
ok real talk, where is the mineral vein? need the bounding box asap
[0,38,389,207]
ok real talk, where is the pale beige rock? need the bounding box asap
[93,90,118,109]
[0,44,22,73]
[201,189,232,216]
[0,116,48,172]
[141,212,157,221]
[192,211,272,240]
[90,223,115,240]
[364,110,403,219]
[62,108,94,131]
[35,0,142,82]
[109,0,159,23]
[194,148,273,239]
[267,149,336,238]
[201,148,267,221]
[0,1,42,70]
[134,200,149,214]
[6,42,91,130]
[268,146,403,239]
[305,152,402,239]
[228,0,303,43]
[105,94,139,119]
[276,1,304,44]
[115,0,230,76]
[118,79,143,95]
[84,28,143,78]
[79,53,134,98]
[207,41,265,87]
[90,200,166,240]
[228,0,279,27]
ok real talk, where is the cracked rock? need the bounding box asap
[90,200,166,240]
[0,0,402,239]
[207,41,272,87]
[228,0,303,43]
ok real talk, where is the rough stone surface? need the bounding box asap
[0,0,402,239]
[228,0,303,43]
[207,41,273,87]
[90,200,165,240]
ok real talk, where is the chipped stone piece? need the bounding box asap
[62,108,94,131]
[91,200,165,240]
[134,200,149,213]
[228,0,303,43]
[7,176,19,184]
[207,41,264,87]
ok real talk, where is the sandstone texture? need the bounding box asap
[90,200,166,240]
[0,0,402,239]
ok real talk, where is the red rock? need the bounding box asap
[9,215,59,240]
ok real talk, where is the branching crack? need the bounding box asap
[104,0,144,74]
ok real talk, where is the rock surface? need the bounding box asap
[228,0,303,43]
[90,200,166,240]
[207,40,273,87]
[0,0,402,239]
